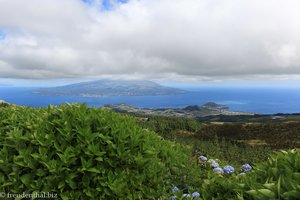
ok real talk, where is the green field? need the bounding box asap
[0,104,300,199]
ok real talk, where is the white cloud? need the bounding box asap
[0,0,300,80]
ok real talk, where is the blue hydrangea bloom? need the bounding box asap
[211,161,219,168]
[223,165,235,175]
[171,195,177,200]
[172,186,180,193]
[192,191,201,198]
[242,164,252,172]
[182,193,192,198]
[213,167,224,174]
[198,155,208,162]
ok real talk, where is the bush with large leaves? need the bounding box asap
[242,149,300,199]
[0,104,199,199]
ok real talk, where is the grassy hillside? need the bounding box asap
[0,104,201,199]
[136,115,300,163]
[198,122,300,149]
[0,104,299,199]
[135,115,300,199]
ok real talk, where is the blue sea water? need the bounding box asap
[1,87,300,114]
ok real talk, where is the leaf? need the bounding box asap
[87,168,101,174]
[61,193,69,200]
[277,175,281,197]
[283,191,300,199]
[263,183,275,190]
[30,153,41,159]
[292,172,300,181]
[95,156,103,162]
[257,189,276,198]
[20,173,33,187]
[58,181,65,190]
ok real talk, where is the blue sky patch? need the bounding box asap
[116,0,128,3]
[82,0,128,10]
[82,0,94,5]
[101,0,111,10]
[102,0,128,10]
[0,30,6,40]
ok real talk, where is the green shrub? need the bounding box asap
[242,149,300,199]
[197,149,300,199]
[0,104,200,199]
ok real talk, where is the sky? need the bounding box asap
[1,0,300,87]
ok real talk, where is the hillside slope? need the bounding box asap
[0,104,199,199]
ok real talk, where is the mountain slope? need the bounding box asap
[33,79,187,97]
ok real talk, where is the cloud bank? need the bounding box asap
[0,0,300,80]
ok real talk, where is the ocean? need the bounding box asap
[1,87,300,114]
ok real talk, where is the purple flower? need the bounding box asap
[192,192,201,198]
[213,167,224,174]
[211,161,219,168]
[242,164,252,172]
[223,165,235,175]
[198,155,208,162]
[172,186,180,193]
[171,195,177,200]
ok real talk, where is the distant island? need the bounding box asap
[32,79,187,97]
[105,102,255,118]
[183,102,229,111]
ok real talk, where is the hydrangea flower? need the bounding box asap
[182,194,192,198]
[242,164,252,172]
[172,186,180,193]
[198,155,208,162]
[223,165,235,175]
[171,195,177,200]
[210,161,219,168]
[213,167,224,174]
[192,192,201,198]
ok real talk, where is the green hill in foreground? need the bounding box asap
[0,104,199,199]
[0,104,299,199]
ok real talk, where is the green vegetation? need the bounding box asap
[166,148,300,200]
[197,113,300,122]
[198,122,300,149]
[136,115,203,139]
[197,149,300,199]
[0,104,299,199]
[136,115,300,199]
[137,116,273,165]
[0,104,200,199]
[244,149,300,199]
[0,101,12,108]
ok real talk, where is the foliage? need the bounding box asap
[1,104,299,199]
[192,137,272,166]
[136,115,203,139]
[137,116,272,165]
[197,149,300,200]
[0,104,200,199]
[197,122,300,149]
[0,102,12,108]
[242,149,300,199]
